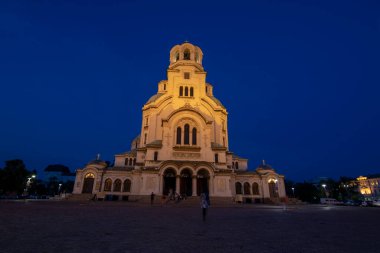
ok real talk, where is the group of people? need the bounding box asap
[150,191,210,221]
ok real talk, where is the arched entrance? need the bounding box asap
[82,173,95,193]
[180,169,192,196]
[268,179,278,198]
[196,169,210,196]
[163,168,176,195]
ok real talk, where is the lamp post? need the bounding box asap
[322,184,327,197]
[25,174,36,196]
[58,183,62,195]
[291,187,295,198]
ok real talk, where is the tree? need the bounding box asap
[294,182,320,203]
[0,159,31,195]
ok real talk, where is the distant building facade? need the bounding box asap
[354,176,380,200]
[44,165,75,183]
[73,42,286,202]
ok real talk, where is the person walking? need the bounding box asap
[200,193,209,221]
[150,192,155,205]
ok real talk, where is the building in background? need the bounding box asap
[73,42,286,203]
[354,176,380,200]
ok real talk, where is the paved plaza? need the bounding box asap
[0,200,379,253]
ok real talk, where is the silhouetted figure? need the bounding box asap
[200,193,209,221]
[150,192,155,205]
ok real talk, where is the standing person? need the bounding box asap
[200,193,209,221]
[150,192,155,205]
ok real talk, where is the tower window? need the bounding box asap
[184,49,190,60]
[184,72,190,79]
[192,127,197,145]
[206,86,208,93]
[179,86,183,96]
[154,151,158,161]
[185,87,188,96]
[164,84,166,90]
[215,154,219,163]
[190,87,193,97]
[144,133,147,145]
[176,127,182,145]
[184,124,190,145]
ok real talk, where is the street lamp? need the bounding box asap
[291,187,295,198]
[322,184,327,197]
[58,183,62,195]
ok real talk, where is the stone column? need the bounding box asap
[176,175,180,193]
[158,175,162,196]
[192,176,197,196]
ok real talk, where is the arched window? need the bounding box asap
[244,182,251,195]
[185,87,188,96]
[113,179,122,192]
[164,84,166,90]
[214,153,219,163]
[154,151,158,161]
[124,158,128,166]
[190,87,193,97]
[129,158,132,166]
[252,182,259,195]
[192,127,197,145]
[232,162,235,169]
[104,178,112,192]
[176,127,182,145]
[133,158,136,166]
[184,124,190,144]
[223,137,225,147]
[184,49,190,60]
[179,86,183,96]
[235,162,239,170]
[123,179,131,192]
[235,182,242,194]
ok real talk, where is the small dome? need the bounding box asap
[256,160,274,171]
[169,42,204,70]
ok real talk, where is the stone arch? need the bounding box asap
[113,179,122,192]
[104,178,112,192]
[196,168,210,196]
[235,182,242,194]
[162,168,177,195]
[252,182,259,195]
[183,48,191,60]
[268,178,278,198]
[82,172,95,194]
[123,179,131,192]
[179,168,193,196]
[243,182,251,195]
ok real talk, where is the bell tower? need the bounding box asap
[168,42,204,71]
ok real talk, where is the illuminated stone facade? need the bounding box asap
[73,42,286,202]
[355,176,380,200]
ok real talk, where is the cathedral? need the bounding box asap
[73,42,286,203]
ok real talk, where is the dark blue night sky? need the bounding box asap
[1,0,379,181]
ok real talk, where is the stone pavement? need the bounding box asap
[0,200,379,253]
